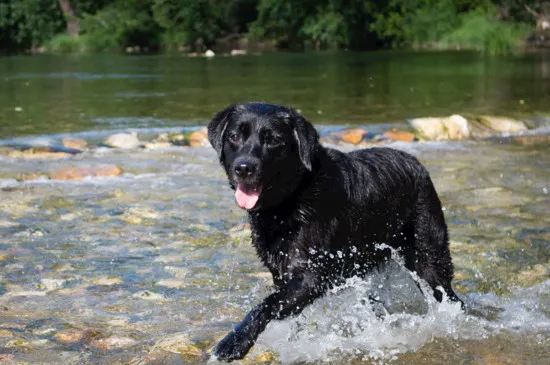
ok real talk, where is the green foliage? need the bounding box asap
[443,6,531,54]
[43,33,84,53]
[152,0,221,50]
[0,0,65,52]
[0,0,540,53]
[80,0,160,52]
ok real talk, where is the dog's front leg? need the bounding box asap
[213,272,323,362]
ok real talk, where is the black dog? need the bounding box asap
[207,102,463,361]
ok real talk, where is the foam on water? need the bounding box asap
[252,256,550,364]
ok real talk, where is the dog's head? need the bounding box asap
[208,102,319,211]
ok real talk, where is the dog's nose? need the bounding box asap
[234,162,256,177]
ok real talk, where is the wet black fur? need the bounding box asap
[207,102,463,361]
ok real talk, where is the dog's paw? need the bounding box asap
[212,331,252,362]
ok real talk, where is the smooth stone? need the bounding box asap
[39,278,67,291]
[515,264,549,286]
[478,116,528,133]
[230,49,247,56]
[89,336,137,351]
[204,49,215,57]
[188,127,209,147]
[62,138,88,150]
[0,355,15,363]
[409,114,470,140]
[156,279,186,289]
[132,290,166,301]
[103,133,140,149]
[383,129,416,142]
[142,141,173,149]
[16,172,47,181]
[54,329,104,345]
[332,128,368,144]
[90,276,123,286]
[50,165,122,180]
[252,351,277,364]
[5,338,31,350]
[121,206,159,224]
[0,329,14,337]
[7,149,72,159]
[154,333,205,359]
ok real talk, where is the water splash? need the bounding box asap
[254,260,550,364]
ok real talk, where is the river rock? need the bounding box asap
[231,49,247,56]
[515,264,549,286]
[188,127,209,147]
[17,172,47,181]
[54,329,104,345]
[50,165,122,180]
[409,115,470,140]
[252,351,277,364]
[332,128,368,144]
[154,333,205,360]
[204,49,215,58]
[477,116,527,133]
[90,276,123,286]
[62,138,88,150]
[383,129,416,142]
[7,147,73,159]
[132,290,165,301]
[0,355,15,364]
[89,336,137,351]
[103,133,140,149]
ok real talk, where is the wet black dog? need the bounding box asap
[207,102,463,361]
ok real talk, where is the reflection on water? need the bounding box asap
[1,51,550,139]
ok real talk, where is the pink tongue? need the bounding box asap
[235,184,262,210]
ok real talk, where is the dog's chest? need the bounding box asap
[250,216,303,284]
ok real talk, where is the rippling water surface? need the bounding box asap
[0,52,549,364]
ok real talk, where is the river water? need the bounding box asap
[0,52,549,364]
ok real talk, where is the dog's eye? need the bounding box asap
[229,133,240,143]
[264,135,283,146]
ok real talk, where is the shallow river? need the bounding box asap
[0,52,549,364]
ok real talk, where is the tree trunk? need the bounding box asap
[57,0,80,38]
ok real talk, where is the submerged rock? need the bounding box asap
[16,172,48,181]
[6,145,76,159]
[103,133,140,149]
[90,276,123,286]
[54,329,104,345]
[251,351,277,364]
[409,114,470,141]
[332,128,368,144]
[62,138,88,150]
[477,116,527,133]
[383,129,417,142]
[50,165,122,180]
[515,264,549,286]
[154,333,206,360]
[188,127,209,147]
[132,290,165,301]
[89,336,137,351]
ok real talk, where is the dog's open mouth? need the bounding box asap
[235,183,263,210]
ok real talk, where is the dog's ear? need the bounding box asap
[208,105,235,161]
[292,113,319,171]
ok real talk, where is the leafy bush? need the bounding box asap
[43,34,84,53]
[80,0,161,52]
[443,6,530,54]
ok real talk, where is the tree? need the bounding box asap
[57,0,80,38]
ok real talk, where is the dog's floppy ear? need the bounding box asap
[292,113,319,171]
[208,105,235,161]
